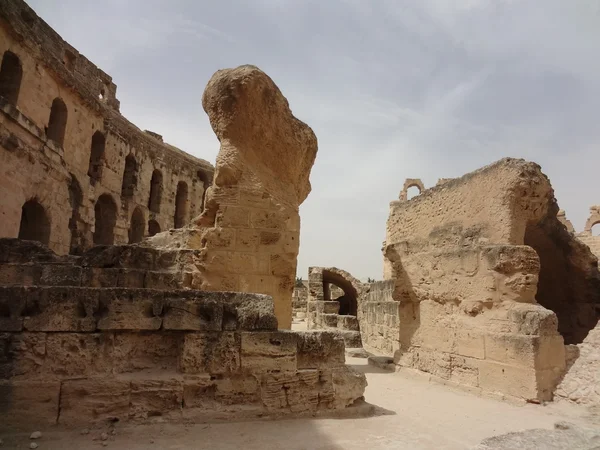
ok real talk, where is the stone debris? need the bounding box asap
[29,432,42,439]
[29,443,38,449]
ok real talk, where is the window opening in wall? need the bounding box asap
[121,154,138,197]
[148,169,163,213]
[0,51,23,105]
[406,185,421,200]
[47,98,68,146]
[148,219,160,237]
[18,199,51,245]
[93,194,117,246]
[129,207,145,244]
[87,131,105,185]
[592,222,600,237]
[174,181,189,228]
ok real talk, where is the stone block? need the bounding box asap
[0,332,46,378]
[241,331,297,372]
[331,366,367,408]
[179,332,240,374]
[215,374,260,405]
[145,272,182,289]
[117,269,146,288]
[456,328,485,359]
[322,314,339,328]
[80,267,119,287]
[296,331,345,369]
[484,333,537,367]
[251,210,284,229]
[337,315,359,331]
[163,295,223,331]
[130,378,183,420]
[45,333,113,378]
[113,332,182,373]
[0,287,26,331]
[216,206,250,228]
[39,264,81,286]
[0,380,60,428]
[477,359,538,401]
[97,289,163,330]
[322,301,340,314]
[269,253,295,277]
[23,287,98,332]
[224,293,278,331]
[535,335,566,371]
[59,379,130,425]
[0,264,41,286]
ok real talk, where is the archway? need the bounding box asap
[406,185,421,200]
[121,154,138,197]
[148,219,160,237]
[68,175,84,254]
[174,181,188,228]
[0,50,23,104]
[148,169,163,213]
[47,98,68,146]
[129,207,145,244]
[322,269,358,316]
[87,131,105,185]
[93,194,117,245]
[18,199,50,245]
[592,222,600,237]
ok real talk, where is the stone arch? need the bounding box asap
[87,131,106,185]
[47,97,68,146]
[93,194,117,246]
[18,199,51,245]
[399,178,425,201]
[129,207,145,244]
[321,268,362,316]
[148,219,160,237]
[148,169,163,213]
[0,50,23,104]
[584,206,600,235]
[174,181,188,228]
[68,174,84,254]
[121,153,138,197]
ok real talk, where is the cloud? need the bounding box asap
[28,0,600,279]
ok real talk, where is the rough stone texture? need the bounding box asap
[292,281,308,319]
[357,280,399,356]
[573,206,600,262]
[381,158,600,402]
[555,323,600,410]
[0,0,214,255]
[306,267,365,348]
[472,422,600,450]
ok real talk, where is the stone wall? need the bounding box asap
[357,280,399,356]
[292,283,308,319]
[382,158,600,402]
[0,0,214,255]
[0,238,367,429]
[307,267,364,348]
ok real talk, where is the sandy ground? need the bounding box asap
[2,323,597,449]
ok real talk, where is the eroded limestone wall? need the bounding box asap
[383,158,600,402]
[0,0,214,255]
[357,280,399,356]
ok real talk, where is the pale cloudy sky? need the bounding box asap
[28,0,600,280]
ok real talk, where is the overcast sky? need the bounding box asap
[28,0,600,280]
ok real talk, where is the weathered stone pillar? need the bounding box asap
[193,65,318,329]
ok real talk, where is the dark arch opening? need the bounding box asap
[148,219,160,237]
[68,175,84,254]
[0,50,23,105]
[87,131,106,185]
[129,207,145,244]
[524,219,599,344]
[18,199,50,245]
[93,194,117,246]
[121,154,138,197]
[174,181,188,228]
[148,169,163,213]
[322,270,358,316]
[47,98,68,146]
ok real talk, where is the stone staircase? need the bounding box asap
[0,238,368,429]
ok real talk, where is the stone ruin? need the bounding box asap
[379,158,600,402]
[0,0,367,430]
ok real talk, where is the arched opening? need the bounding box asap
[174,181,188,228]
[121,154,138,197]
[406,185,421,200]
[0,51,23,105]
[47,98,68,146]
[68,175,84,254]
[129,207,145,244]
[148,169,163,213]
[322,270,358,317]
[592,222,600,237]
[524,219,599,344]
[87,131,105,185]
[18,199,50,245]
[148,219,160,237]
[93,194,117,246]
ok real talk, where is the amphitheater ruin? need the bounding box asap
[0,0,599,448]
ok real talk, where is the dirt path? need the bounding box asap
[1,353,596,450]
